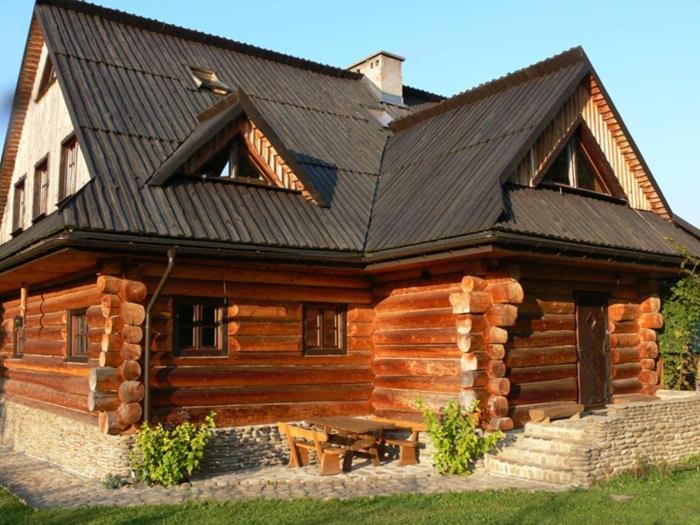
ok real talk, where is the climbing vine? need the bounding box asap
[659,248,700,389]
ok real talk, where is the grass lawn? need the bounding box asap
[2,467,700,525]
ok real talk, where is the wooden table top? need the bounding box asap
[308,416,390,435]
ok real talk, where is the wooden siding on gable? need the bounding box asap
[0,43,90,243]
[512,77,667,216]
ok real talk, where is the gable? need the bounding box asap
[511,76,670,217]
[0,32,89,244]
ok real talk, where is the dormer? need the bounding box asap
[512,78,670,217]
[149,90,326,206]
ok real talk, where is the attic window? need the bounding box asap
[541,129,607,194]
[36,57,56,101]
[190,66,231,95]
[201,137,265,182]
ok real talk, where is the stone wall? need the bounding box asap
[200,425,289,473]
[0,400,132,479]
[486,390,700,486]
[590,390,700,477]
[0,398,440,478]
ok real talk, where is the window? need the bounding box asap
[174,297,227,356]
[33,157,49,220]
[303,304,346,355]
[59,135,79,201]
[189,66,231,95]
[36,57,56,101]
[11,176,26,234]
[541,129,608,194]
[201,137,264,182]
[13,315,24,358]
[68,309,88,361]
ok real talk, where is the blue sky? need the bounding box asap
[1,1,698,224]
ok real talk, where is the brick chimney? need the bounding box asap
[347,51,405,106]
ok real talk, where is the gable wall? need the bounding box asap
[512,78,654,212]
[0,44,90,244]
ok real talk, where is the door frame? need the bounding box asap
[574,292,612,408]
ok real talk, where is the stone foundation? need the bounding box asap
[486,390,700,486]
[592,390,700,474]
[0,400,132,479]
[200,425,289,473]
[0,399,439,479]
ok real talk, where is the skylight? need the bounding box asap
[189,66,231,95]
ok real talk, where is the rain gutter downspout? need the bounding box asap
[143,248,176,425]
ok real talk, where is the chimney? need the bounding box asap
[347,51,405,105]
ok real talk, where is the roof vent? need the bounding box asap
[347,51,405,105]
[189,66,231,95]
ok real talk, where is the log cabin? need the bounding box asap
[1,0,700,476]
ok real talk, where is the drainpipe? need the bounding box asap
[143,248,176,425]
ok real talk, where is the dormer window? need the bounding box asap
[541,129,609,194]
[36,57,56,101]
[200,137,265,182]
[190,66,231,95]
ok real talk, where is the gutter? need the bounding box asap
[0,227,684,280]
[143,248,176,425]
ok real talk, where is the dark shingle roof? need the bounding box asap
[366,54,589,251]
[36,0,389,252]
[495,185,700,258]
[0,0,696,266]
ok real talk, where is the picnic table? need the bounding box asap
[307,416,392,472]
[278,416,422,475]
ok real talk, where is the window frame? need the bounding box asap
[59,134,79,203]
[67,308,89,362]
[11,175,26,236]
[32,155,49,222]
[35,56,56,102]
[539,127,617,197]
[303,303,347,356]
[173,296,228,357]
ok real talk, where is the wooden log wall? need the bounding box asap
[609,279,663,396]
[0,279,101,421]
[90,262,148,435]
[451,264,523,432]
[140,262,374,427]
[370,262,474,422]
[507,265,663,427]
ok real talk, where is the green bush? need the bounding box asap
[131,412,216,487]
[418,400,502,475]
[659,248,700,389]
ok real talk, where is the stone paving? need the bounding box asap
[0,446,563,509]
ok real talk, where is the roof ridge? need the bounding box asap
[402,84,445,102]
[389,46,589,133]
[36,0,362,80]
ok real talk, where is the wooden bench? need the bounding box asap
[278,422,346,475]
[528,401,584,424]
[371,416,427,466]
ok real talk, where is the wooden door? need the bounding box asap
[576,293,610,408]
